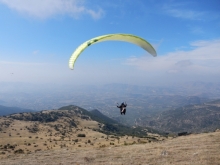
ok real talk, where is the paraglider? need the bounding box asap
[69,34,157,115]
[117,102,127,115]
[69,33,157,70]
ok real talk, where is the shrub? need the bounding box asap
[14,149,24,154]
[77,134,86,137]
[9,145,15,149]
[100,144,106,148]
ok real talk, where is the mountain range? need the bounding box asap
[0,105,34,116]
[137,99,220,133]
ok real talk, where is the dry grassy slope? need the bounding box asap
[1,108,219,164]
[0,129,219,165]
[0,109,162,160]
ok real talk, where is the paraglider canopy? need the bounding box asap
[69,33,157,70]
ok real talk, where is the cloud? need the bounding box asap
[166,9,205,20]
[125,39,220,83]
[175,60,192,67]
[1,38,219,85]
[0,0,104,19]
[162,2,207,21]
[86,8,104,20]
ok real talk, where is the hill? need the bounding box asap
[0,105,34,116]
[0,104,219,164]
[90,109,117,124]
[0,105,164,159]
[138,99,220,133]
[0,130,219,164]
[58,105,161,136]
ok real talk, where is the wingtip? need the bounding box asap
[69,67,74,70]
[153,51,157,57]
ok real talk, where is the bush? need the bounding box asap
[100,144,106,148]
[77,134,86,137]
[14,149,24,154]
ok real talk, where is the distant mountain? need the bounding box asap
[137,99,220,133]
[0,105,34,116]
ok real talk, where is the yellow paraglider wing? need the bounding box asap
[69,34,157,70]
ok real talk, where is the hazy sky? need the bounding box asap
[0,0,220,86]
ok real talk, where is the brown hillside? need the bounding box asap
[0,109,162,161]
[0,130,219,164]
[0,108,219,164]
[0,112,220,164]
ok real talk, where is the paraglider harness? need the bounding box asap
[117,102,127,115]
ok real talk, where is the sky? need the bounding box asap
[0,0,220,87]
